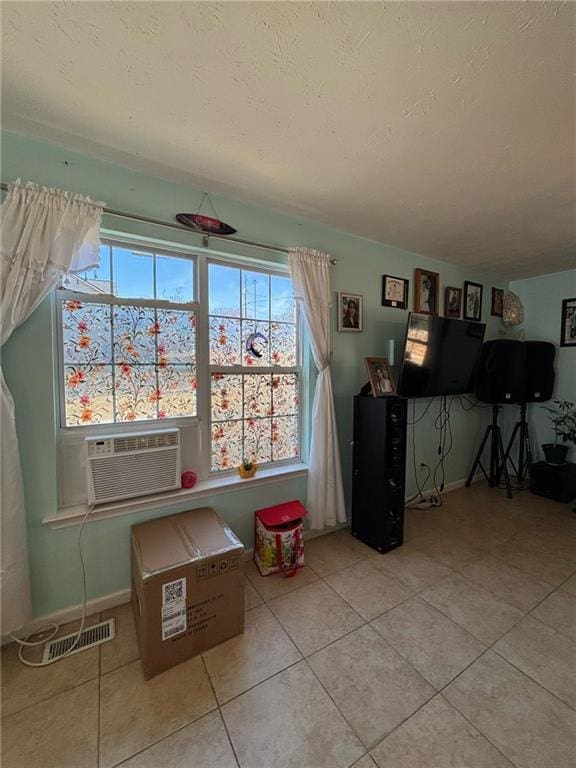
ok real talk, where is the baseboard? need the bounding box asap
[7,478,479,645]
[409,473,482,501]
[2,588,131,646]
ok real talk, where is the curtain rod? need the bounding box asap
[0,181,337,264]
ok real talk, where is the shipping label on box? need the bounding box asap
[161,577,187,640]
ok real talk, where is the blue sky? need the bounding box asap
[81,245,294,321]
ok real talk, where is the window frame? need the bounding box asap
[205,256,302,476]
[55,237,303,485]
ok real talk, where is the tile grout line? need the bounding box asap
[109,705,220,768]
[258,558,439,756]
[200,655,242,768]
[490,643,576,714]
[402,566,576,768]
[278,535,575,766]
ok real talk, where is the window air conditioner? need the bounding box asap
[86,428,181,505]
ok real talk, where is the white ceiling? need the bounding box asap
[2,1,575,279]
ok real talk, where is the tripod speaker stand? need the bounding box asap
[499,402,532,485]
[466,405,512,499]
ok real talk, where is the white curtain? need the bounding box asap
[1,180,103,633]
[288,247,346,529]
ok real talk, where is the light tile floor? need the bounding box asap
[2,485,576,768]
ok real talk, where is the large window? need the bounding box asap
[57,240,300,479]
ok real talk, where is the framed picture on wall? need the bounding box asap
[382,275,409,309]
[365,357,396,397]
[444,286,462,318]
[414,268,439,315]
[560,297,576,347]
[338,292,363,332]
[463,281,483,321]
[491,287,504,318]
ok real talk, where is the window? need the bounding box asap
[57,239,301,482]
[208,262,300,471]
[59,243,197,426]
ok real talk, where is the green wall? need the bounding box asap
[1,130,507,618]
[510,270,576,462]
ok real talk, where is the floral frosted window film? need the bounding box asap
[209,317,241,366]
[63,299,196,425]
[61,242,197,427]
[210,372,299,471]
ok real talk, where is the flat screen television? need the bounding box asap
[397,313,486,398]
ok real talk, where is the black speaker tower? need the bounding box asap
[351,394,407,554]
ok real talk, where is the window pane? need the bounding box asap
[114,364,157,422]
[209,316,241,366]
[244,417,272,464]
[64,364,114,426]
[211,420,242,471]
[63,244,112,294]
[272,374,298,416]
[271,275,295,322]
[158,364,196,418]
[156,254,194,303]
[270,322,296,367]
[242,270,269,320]
[157,309,196,365]
[244,374,271,419]
[113,306,156,363]
[63,300,112,363]
[211,373,242,421]
[113,247,154,299]
[272,416,299,461]
[243,321,270,367]
[209,263,240,317]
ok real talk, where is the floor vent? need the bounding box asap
[42,619,116,663]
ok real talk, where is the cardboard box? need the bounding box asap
[131,507,244,679]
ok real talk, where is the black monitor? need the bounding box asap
[398,313,486,398]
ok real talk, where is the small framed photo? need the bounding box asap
[560,297,576,347]
[365,357,396,397]
[491,287,504,318]
[382,275,409,309]
[414,268,439,315]
[444,286,462,318]
[463,281,483,321]
[338,292,363,332]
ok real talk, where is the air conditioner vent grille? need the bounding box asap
[114,431,178,453]
[90,449,179,503]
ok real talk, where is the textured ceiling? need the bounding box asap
[2,1,575,278]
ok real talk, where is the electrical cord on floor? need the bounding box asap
[407,394,458,511]
[11,506,92,667]
[406,398,437,511]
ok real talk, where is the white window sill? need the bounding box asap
[44,463,308,530]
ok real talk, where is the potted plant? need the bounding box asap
[238,459,258,479]
[541,399,576,465]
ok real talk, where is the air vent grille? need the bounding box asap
[91,449,179,503]
[42,619,115,662]
[114,431,178,453]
